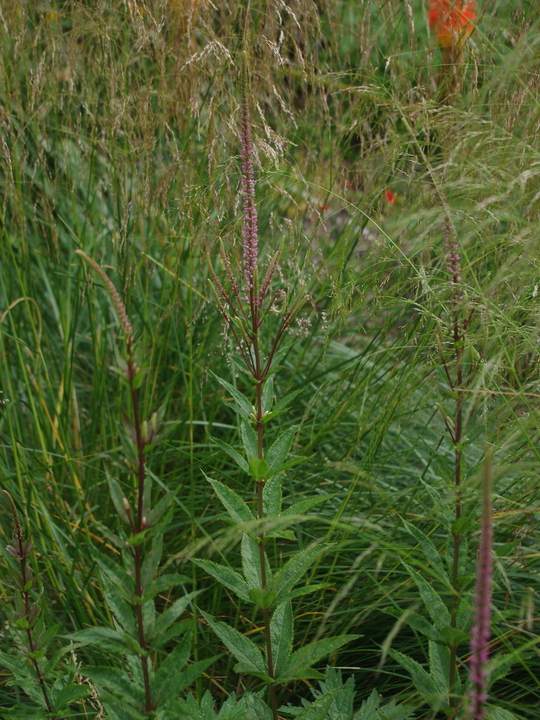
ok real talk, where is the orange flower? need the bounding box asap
[429,0,476,49]
[385,189,396,205]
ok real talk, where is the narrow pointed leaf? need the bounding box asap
[192,558,251,602]
[150,591,199,640]
[212,373,253,419]
[401,518,447,581]
[263,473,282,518]
[279,634,358,682]
[272,543,326,603]
[266,426,298,474]
[270,601,293,677]
[210,435,249,473]
[241,419,258,460]
[200,610,267,676]
[206,477,253,525]
[402,562,450,631]
[389,648,439,703]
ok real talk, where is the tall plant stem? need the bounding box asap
[253,332,278,720]
[449,310,463,708]
[127,342,153,715]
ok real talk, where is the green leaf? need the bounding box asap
[100,569,137,637]
[486,708,522,720]
[241,419,259,460]
[389,649,439,704]
[68,627,144,655]
[53,684,91,711]
[153,631,189,700]
[266,426,298,475]
[401,518,446,581]
[271,544,326,604]
[77,666,144,707]
[200,611,269,679]
[428,640,450,701]
[141,533,163,589]
[212,373,253,419]
[206,477,253,525]
[270,602,293,677]
[244,693,273,720]
[210,435,249,473]
[248,588,276,608]
[249,457,269,480]
[150,591,200,640]
[440,626,469,647]
[263,473,282,518]
[284,583,330,602]
[192,558,251,603]
[385,608,443,643]
[294,689,341,720]
[107,474,129,525]
[281,496,328,517]
[272,388,304,414]
[262,377,274,414]
[141,573,192,603]
[146,492,175,527]
[401,562,451,631]
[241,534,271,590]
[278,634,358,683]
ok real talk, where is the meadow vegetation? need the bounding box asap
[0,1,539,718]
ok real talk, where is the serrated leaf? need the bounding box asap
[244,693,273,720]
[389,649,439,703]
[241,534,271,590]
[68,627,143,655]
[401,562,451,631]
[266,427,298,475]
[385,609,443,643]
[77,666,144,707]
[100,570,137,637]
[146,492,175,527]
[193,558,251,602]
[200,610,267,677]
[241,419,259,460]
[401,518,447,581]
[440,626,469,647]
[271,544,326,603]
[281,496,328,517]
[210,435,249,473]
[263,473,282,518]
[141,573,192,603]
[53,683,91,711]
[212,373,253,419]
[295,689,341,720]
[428,640,450,701]
[278,634,358,683]
[262,377,274,414]
[152,631,189,700]
[270,602,293,677]
[150,591,199,640]
[206,477,253,525]
[486,708,522,720]
[107,475,129,525]
[2,705,47,720]
[141,533,163,589]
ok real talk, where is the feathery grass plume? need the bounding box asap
[467,452,494,719]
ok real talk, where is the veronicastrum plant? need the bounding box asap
[68,252,212,719]
[196,84,358,718]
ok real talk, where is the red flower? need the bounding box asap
[429,0,476,49]
[385,189,396,205]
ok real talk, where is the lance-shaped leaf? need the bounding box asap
[244,693,273,720]
[192,559,251,603]
[212,372,253,420]
[200,610,270,680]
[401,518,447,582]
[241,534,271,591]
[263,472,282,518]
[270,601,293,677]
[261,376,274,414]
[277,634,359,683]
[294,688,341,720]
[401,561,451,631]
[429,639,451,701]
[241,419,258,460]
[69,627,144,656]
[206,477,254,526]
[106,474,129,525]
[53,684,91,712]
[100,570,137,637]
[77,666,145,708]
[281,496,328,518]
[271,543,327,604]
[266,426,298,475]
[153,631,211,703]
[149,590,200,641]
[209,435,249,473]
[389,648,439,704]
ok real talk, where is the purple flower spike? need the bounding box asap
[240,96,259,295]
[468,454,494,719]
